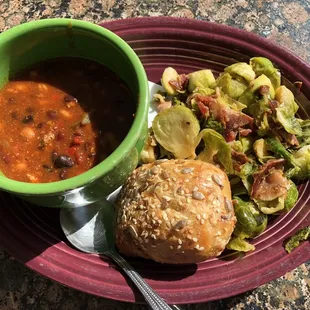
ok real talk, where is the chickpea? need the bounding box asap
[21,127,35,140]
[59,109,72,119]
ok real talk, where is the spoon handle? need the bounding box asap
[109,251,174,310]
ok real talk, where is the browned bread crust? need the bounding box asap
[115,159,236,264]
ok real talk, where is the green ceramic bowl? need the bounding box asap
[0,19,149,208]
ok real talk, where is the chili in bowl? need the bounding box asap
[0,19,149,208]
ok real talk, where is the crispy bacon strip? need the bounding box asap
[193,94,253,141]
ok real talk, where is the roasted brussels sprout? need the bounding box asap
[238,74,275,106]
[233,196,268,237]
[152,105,200,159]
[197,128,233,174]
[161,67,179,95]
[250,57,281,90]
[291,145,310,180]
[224,62,256,82]
[275,86,302,136]
[188,69,216,92]
[253,138,272,163]
[216,73,247,99]
[226,235,255,252]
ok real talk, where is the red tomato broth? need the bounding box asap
[0,58,136,183]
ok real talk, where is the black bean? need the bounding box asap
[37,122,44,129]
[11,111,19,119]
[63,95,77,103]
[54,155,74,168]
[59,169,68,180]
[22,115,34,124]
[46,110,57,119]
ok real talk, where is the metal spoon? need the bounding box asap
[60,191,174,310]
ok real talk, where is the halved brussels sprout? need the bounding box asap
[226,235,255,252]
[250,57,281,90]
[238,74,275,106]
[255,195,286,214]
[161,67,179,95]
[224,62,256,82]
[233,196,268,238]
[188,69,216,92]
[152,105,200,159]
[284,180,299,212]
[253,138,272,163]
[216,73,247,99]
[291,144,310,180]
[275,86,302,136]
[197,128,233,174]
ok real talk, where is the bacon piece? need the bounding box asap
[168,74,189,92]
[251,159,289,201]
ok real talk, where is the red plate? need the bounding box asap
[0,17,309,304]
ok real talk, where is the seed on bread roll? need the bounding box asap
[115,159,236,264]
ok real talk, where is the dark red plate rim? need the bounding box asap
[0,17,309,305]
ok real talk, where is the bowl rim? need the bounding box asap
[0,18,149,195]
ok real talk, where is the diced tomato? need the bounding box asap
[74,149,86,165]
[68,146,78,157]
[72,135,84,145]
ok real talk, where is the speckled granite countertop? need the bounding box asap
[0,1,309,309]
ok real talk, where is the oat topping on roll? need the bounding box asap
[115,159,236,264]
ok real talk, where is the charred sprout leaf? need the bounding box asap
[265,137,295,164]
[283,180,299,212]
[255,195,286,214]
[233,196,268,238]
[188,69,216,92]
[224,62,256,82]
[226,235,255,252]
[140,129,157,164]
[216,73,247,99]
[291,145,310,180]
[275,86,302,136]
[161,67,179,95]
[197,129,233,174]
[152,106,200,159]
[238,74,275,106]
[250,57,281,90]
[203,116,224,133]
[284,226,310,253]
